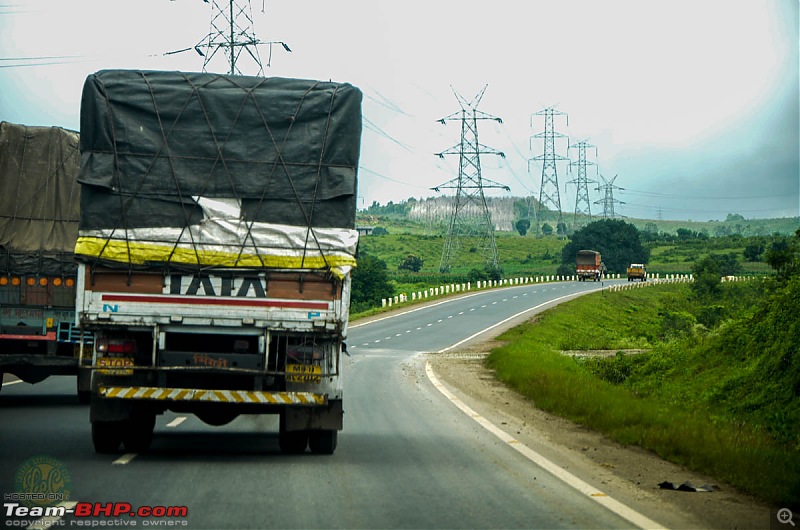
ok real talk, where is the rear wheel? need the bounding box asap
[122,413,155,453]
[279,414,308,454]
[92,421,123,454]
[77,368,91,405]
[308,430,338,455]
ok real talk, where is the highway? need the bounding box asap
[1,279,671,529]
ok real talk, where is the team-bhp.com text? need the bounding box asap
[4,502,189,527]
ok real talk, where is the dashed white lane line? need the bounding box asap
[166,416,187,428]
[424,362,665,530]
[437,290,600,354]
[112,453,137,465]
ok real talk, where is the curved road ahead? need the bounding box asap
[1,279,670,529]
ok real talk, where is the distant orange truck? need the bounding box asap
[576,250,606,282]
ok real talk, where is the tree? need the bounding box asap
[541,223,553,236]
[690,256,722,298]
[560,219,650,274]
[350,253,393,311]
[765,231,800,280]
[398,254,424,272]
[515,218,531,236]
[743,241,765,262]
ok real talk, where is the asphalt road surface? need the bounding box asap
[1,279,670,529]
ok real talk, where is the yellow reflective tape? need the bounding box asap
[98,386,326,405]
[75,237,356,270]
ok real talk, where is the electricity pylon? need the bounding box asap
[567,140,597,230]
[167,0,290,76]
[432,86,509,273]
[595,174,625,219]
[530,107,569,237]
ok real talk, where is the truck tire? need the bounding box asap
[308,431,338,455]
[77,369,91,405]
[122,414,156,454]
[92,421,123,454]
[279,414,308,454]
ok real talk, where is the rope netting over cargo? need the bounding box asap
[75,70,362,275]
[0,122,81,276]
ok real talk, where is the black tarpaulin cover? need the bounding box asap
[0,121,81,276]
[75,70,362,272]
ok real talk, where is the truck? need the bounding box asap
[75,70,362,455]
[575,249,605,281]
[627,263,647,282]
[0,121,92,401]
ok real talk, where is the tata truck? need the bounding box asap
[75,70,362,455]
[576,250,605,281]
[0,121,92,401]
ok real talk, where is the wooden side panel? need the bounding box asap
[85,269,163,294]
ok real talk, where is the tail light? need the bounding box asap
[95,338,137,356]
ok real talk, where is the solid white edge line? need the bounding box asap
[437,288,602,353]
[349,290,495,328]
[29,500,78,530]
[2,379,23,386]
[424,362,666,530]
[112,453,137,465]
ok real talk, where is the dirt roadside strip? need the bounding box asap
[426,347,770,530]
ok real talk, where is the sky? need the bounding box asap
[1,0,798,222]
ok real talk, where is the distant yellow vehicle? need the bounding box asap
[627,264,647,282]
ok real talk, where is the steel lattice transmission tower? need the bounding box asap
[567,140,598,230]
[529,107,569,236]
[195,0,290,76]
[595,174,625,219]
[432,86,509,273]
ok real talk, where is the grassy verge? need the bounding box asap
[486,282,800,505]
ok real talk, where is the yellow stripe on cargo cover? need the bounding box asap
[99,386,326,405]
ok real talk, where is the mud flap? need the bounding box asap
[284,399,343,432]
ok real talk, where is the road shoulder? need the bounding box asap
[427,345,770,530]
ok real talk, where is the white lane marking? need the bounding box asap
[425,362,665,530]
[350,290,487,328]
[30,501,78,530]
[2,379,23,387]
[166,416,187,428]
[438,290,601,353]
[458,312,464,315]
[113,453,137,465]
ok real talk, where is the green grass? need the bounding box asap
[486,282,800,505]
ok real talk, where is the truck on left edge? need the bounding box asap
[0,121,93,401]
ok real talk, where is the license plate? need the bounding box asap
[97,357,134,375]
[286,364,322,384]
